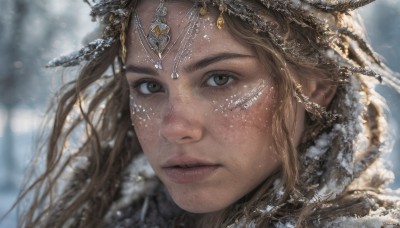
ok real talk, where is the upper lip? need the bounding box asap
[162,155,219,168]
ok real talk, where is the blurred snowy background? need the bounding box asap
[0,0,399,227]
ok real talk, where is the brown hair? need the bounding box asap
[17,43,139,227]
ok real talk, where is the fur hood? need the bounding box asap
[103,154,400,227]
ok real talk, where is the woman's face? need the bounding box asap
[125,0,303,214]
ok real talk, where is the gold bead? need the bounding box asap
[199,2,208,16]
[217,1,225,30]
[217,14,224,30]
[199,6,208,16]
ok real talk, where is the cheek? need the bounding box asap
[130,93,165,137]
[210,86,277,143]
[130,85,278,152]
[133,124,157,159]
[131,104,161,153]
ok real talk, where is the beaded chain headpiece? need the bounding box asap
[146,0,171,62]
[133,1,201,79]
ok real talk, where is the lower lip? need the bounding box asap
[163,165,220,184]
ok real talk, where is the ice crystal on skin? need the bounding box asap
[231,87,265,110]
[212,80,268,113]
[129,95,156,125]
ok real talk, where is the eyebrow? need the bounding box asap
[185,52,254,73]
[125,65,159,76]
[124,52,254,76]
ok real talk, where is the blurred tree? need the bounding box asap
[363,0,400,72]
[0,2,91,226]
[0,0,89,190]
[0,0,29,190]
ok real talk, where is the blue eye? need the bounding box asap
[137,81,163,94]
[206,74,234,87]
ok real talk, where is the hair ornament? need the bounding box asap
[147,0,170,62]
[199,1,208,16]
[216,0,225,29]
[120,14,130,65]
[134,2,201,79]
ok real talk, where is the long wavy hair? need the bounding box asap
[14,0,398,227]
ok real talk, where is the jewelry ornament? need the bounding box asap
[134,2,201,79]
[120,16,130,65]
[199,1,208,16]
[217,0,225,30]
[147,0,170,66]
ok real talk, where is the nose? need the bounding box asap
[159,95,204,144]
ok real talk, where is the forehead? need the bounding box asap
[127,0,254,63]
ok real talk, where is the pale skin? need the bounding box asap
[125,0,335,214]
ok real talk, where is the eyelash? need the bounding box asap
[129,72,237,96]
[203,71,236,88]
[129,79,163,96]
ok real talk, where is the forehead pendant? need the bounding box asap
[135,1,201,80]
[147,0,170,69]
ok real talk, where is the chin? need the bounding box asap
[170,192,230,214]
[177,202,225,214]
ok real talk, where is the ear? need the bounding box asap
[306,79,337,108]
